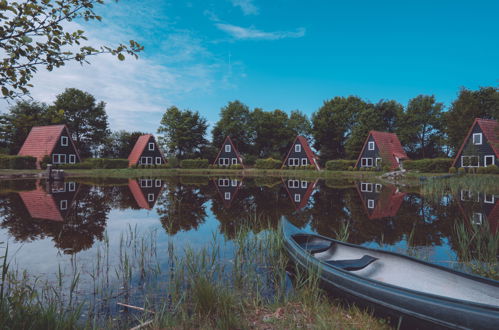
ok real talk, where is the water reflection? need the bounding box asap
[457,189,498,233]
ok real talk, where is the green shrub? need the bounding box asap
[180,158,209,169]
[244,154,257,166]
[484,165,499,174]
[403,158,453,173]
[255,158,282,169]
[0,155,37,169]
[57,158,128,169]
[476,167,486,174]
[230,164,243,170]
[458,167,466,175]
[167,157,180,168]
[448,167,457,174]
[325,159,356,171]
[40,155,51,169]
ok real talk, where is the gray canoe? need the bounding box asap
[282,219,499,329]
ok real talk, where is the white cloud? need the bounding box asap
[230,0,259,15]
[216,23,306,40]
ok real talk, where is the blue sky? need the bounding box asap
[3,0,498,133]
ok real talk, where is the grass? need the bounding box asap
[421,174,499,198]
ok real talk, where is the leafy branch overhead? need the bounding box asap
[0,0,143,98]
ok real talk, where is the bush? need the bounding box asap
[448,167,457,174]
[40,155,51,169]
[476,167,486,174]
[180,158,209,169]
[255,158,282,169]
[167,157,179,168]
[325,159,356,171]
[244,154,257,166]
[458,167,466,175]
[403,158,453,173]
[484,165,499,174]
[0,155,37,169]
[230,164,243,170]
[58,158,128,169]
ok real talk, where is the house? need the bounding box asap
[356,182,406,220]
[213,177,243,208]
[452,118,498,169]
[457,189,498,234]
[282,136,320,170]
[19,181,80,222]
[18,124,80,169]
[282,178,318,210]
[128,178,164,210]
[213,136,244,167]
[128,134,166,167]
[355,131,408,170]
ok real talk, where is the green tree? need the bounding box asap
[288,110,312,140]
[0,0,142,98]
[157,106,208,158]
[211,100,253,154]
[445,87,499,155]
[345,100,403,159]
[101,130,146,158]
[398,95,444,159]
[251,108,294,158]
[312,96,368,162]
[0,100,64,154]
[52,88,110,157]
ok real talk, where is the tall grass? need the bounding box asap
[421,175,499,199]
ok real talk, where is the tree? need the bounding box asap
[312,96,368,162]
[445,87,499,155]
[0,100,64,154]
[251,108,293,158]
[0,0,142,98]
[52,88,110,157]
[345,100,403,159]
[398,95,444,159]
[288,110,312,140]
[157,106,208,158]
[101,130,145,158]
[211,101,253,154]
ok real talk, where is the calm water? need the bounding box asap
[0,176,497,320]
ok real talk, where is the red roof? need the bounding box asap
[213,136,244,167]
[128,134,165,166]
[356,184,406,220]
[19,186,64,222]
[128,179,151,209]
[452,118,499,167]
[282,136,321,170]
[355,131,408,170]
[18,125,79,167]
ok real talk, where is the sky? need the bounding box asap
[2,0,498,133]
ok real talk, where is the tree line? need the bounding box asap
[0,86,497,163]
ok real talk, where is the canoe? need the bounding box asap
[281,219,499,329]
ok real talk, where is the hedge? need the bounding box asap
[0,155,37,169]
[180,158,209,169]
[255,158,281,169]
[58,158,128,169]
[325,159,356,171]
[403,158,453,173]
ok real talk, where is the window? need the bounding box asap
[460,190,471,201]
[231,179,238,187]
[155,179,162,187]
[69,154,76,164]
[231,158,237,165]
[140,179,152,188]
[225,144,231,152]
[376,158,382,167]
[61,136,68,146]
[367,199,375,209]
[484,193,495,204]
[301,181,308,188]
[360,183,372,192]
[155,157,162,165]
[288,180,299,188]
[148,142,155,151]
[218,179,229,187]
[288,158,299,166]
[148,193,155,202]
[52,154,66,164]
[471,213,483,226]
[375,184,382,192]
[368,141,375,151]
[361,158,373,167]
[140,157,153,165]
[67,182,76,192]
[484,155,495,167]
[472,133,482,145]
[461,156,479,167]
[60,200,68,210]
[224,192,231,200]
[301,158,308,166]
[219,158,229,166]
[295,144,301,152]
[294,194,301,202]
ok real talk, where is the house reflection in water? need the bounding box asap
[19,180,79,222]
[356,182,406,219]
[283,178,318,211]
[213,177,243,208]
[128,178,164,210]
[457,189,498,233]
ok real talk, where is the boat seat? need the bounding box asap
[325,255,378,271]
[302,242,334,254]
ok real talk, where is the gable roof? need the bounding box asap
[452,118,499,166]
[128,179,163,209]
[128,134,165,166]
[281,136,321,170]
[355,131,408,170]
[18,124,80,163]
[213,136,244,166]
[356,184,406,220]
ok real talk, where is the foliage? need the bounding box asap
[0,0,142,98]
[0,155,37,169]
[211,101,253,155]
[458,167,466,175]
[230,164,243,169]
[157,106,208,159]
[403,158,453,173]
[40,155,51,170]
[448,167,457,174]
[57,158,128,169]
[180,158,209,169]
[52,88,110,157]
[255,158,282,169]
[101,130,146,158]
[325,159,356,171]
[445,87,499,155]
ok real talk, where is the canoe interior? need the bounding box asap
[292,234,499,307]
